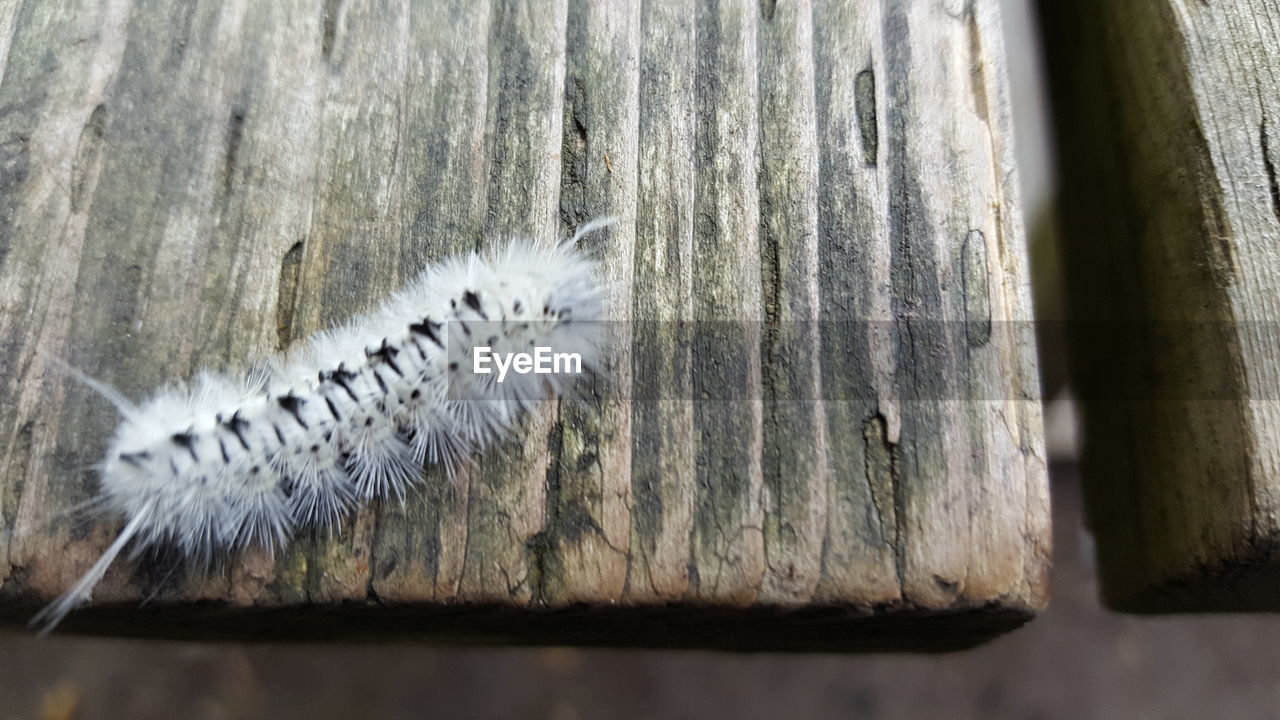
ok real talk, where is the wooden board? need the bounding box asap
[1041,0,1280,611]
[0,0,1048,650]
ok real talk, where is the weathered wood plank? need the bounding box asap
[811,0,901,605]
[628,0,697,603]
[690,0,766,604]
[542,0,639,605]
[0,0,1048,650]
[1042,0,1280,611]
[757,0,827,604]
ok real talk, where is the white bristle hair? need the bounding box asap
[32,218,615,633]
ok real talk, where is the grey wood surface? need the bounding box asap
[1042,0,1280,611]
[0,0,1048,650]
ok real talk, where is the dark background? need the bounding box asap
[4,2,1279,718]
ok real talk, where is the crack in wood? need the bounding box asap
[221,105,246,200]
[1261,118,1280,224]
[321,0,342,62]
[855,68,878,167]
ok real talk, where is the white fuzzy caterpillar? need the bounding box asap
[33,219,614,632]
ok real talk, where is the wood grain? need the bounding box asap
[1042,0,1280,612]
[0,0,1048,650]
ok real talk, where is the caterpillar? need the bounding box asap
[32,218,614,632]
